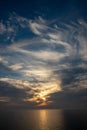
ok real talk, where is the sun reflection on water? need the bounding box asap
[38,110,65,130]
[39,110,49,130]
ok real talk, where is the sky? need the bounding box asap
[0,0,87,109]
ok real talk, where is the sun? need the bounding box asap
[38,102,47,107]
[37,96,47,107]
[35,92,48,107]
[38,92,47,102]
[42,97,46,101]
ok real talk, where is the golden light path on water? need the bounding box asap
[38,110,64,130]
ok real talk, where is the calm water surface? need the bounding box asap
[0,109,87,130]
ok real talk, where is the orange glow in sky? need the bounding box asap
[38,102,47,107]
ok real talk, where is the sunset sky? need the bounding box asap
[0,0,87,109]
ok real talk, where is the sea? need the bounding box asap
[0,109,87,130]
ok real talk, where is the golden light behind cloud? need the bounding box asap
[24,79,62,106]
[0,77,62,107]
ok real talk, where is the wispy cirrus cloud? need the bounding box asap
[0,22,6,34]
[9,63,23,70]
[0,13,87,108]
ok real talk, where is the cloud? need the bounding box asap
[0,77,86,109]
[0,13,87,108]
[0,78,61,108]
[60,66,87,91]
[0,96,10,102]
[0,22,6,34]
[0,56,8,64]
[47,88,87,109]
[29,18,47,35]
[0,80,27,102]
[9,63,23,70]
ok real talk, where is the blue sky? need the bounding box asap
[0,0,87,109]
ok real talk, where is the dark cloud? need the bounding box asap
[0,81,27,101]
[0,80,38,109]
[48,88,87,109]
[61,68,87,89]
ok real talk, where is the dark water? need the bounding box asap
[0,109,87,130]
